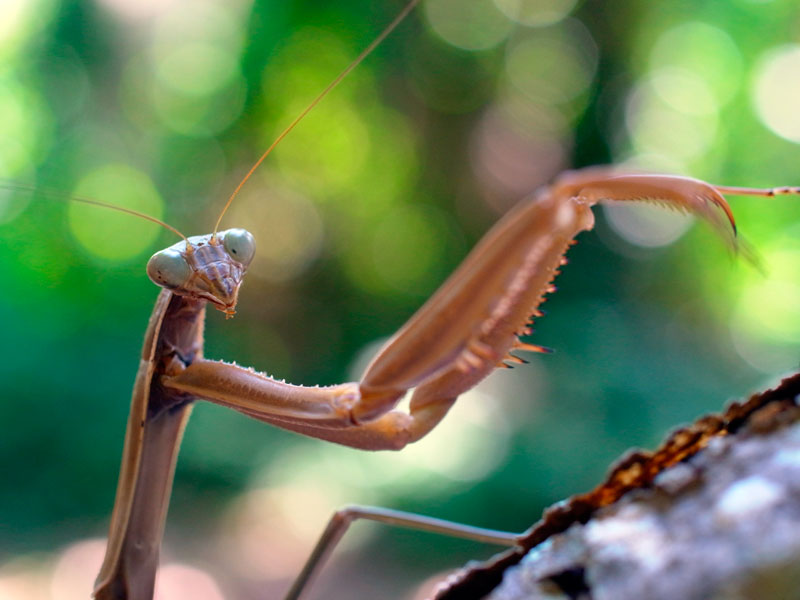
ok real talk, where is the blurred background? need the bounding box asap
[1,0,800,598]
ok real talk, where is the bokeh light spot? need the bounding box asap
[649,22,743,104]
[155,42,239,97]
[493,0,578,26]
[424,0,514,51]
[604,202,693,249]
[0,0,30,45]
[371,205,449,295]
[650,67,718,116]
[128,0,248,136]
[505,21,598,106]
[0,74,52,176]
[148,71,247,137]
[753,44,800,143]
[731,240,800,372]
[472,104,567,204]
[155,564,224,600]
[625,79,718,161]
[151,0,243,52]
[261,28,367,104]
[50,539,105,600]
[270,98,370,196]
[0,0,58,57]
[94,0,178,21]
[0,556,51,600]
[69,164,165,261]
[220,482,350,582]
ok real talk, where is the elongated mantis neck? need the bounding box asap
[210,0,421,240]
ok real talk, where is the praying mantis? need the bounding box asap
[92,161,799,599]
[8,0,800,599]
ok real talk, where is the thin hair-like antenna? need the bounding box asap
[0,182,188,242]
[212,0,421,238]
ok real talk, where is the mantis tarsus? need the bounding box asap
[15,1,798,599]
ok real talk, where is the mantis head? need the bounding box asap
[146,228,256,316]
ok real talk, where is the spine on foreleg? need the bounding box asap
[356,187,594,421]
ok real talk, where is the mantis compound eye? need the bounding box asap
[222,228,256,266]
[146,248,193,289]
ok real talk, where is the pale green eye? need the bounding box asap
[223,228,256,266]
[146,249,193,289]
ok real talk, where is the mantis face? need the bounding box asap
[146,228,256,315]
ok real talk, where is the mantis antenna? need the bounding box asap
[211,0,422,239]
[0,181,188,243]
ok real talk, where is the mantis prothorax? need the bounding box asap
[49,1,798,599]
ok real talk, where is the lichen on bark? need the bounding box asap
[435,372,800,600]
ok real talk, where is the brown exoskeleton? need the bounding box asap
[92,171,800,599]
[81,1,800,599]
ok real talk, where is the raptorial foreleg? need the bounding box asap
[164,169,757,454]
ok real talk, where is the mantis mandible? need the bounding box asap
[57,1,799,599]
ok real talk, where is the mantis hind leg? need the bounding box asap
[285,505,520,600]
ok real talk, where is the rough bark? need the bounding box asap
[434,372,800,600]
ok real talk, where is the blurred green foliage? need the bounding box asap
[1,0,799,598]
